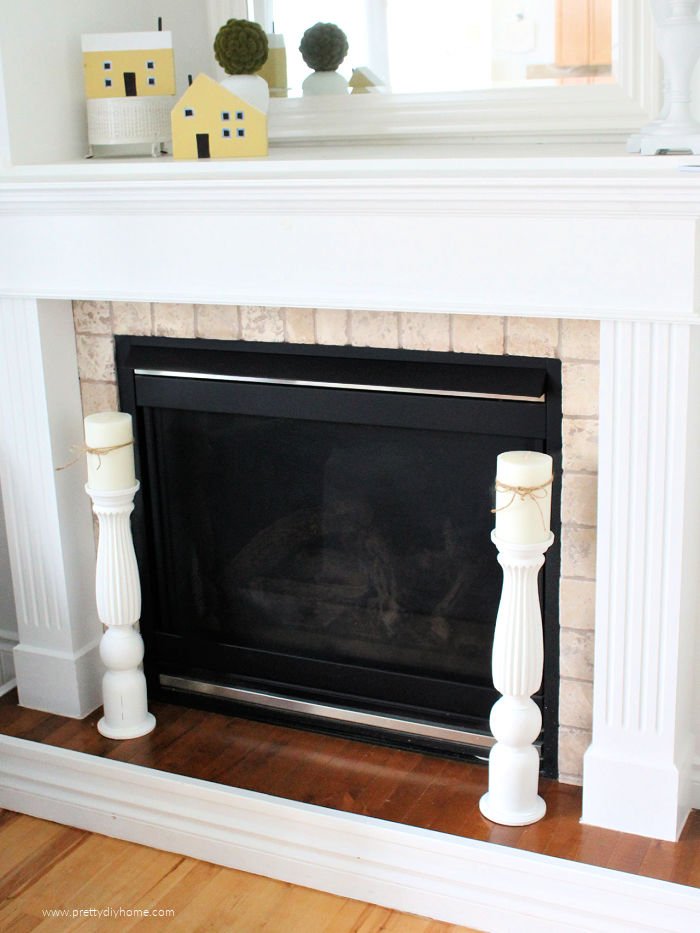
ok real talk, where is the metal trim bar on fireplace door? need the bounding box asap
[159,674,497,749]
[134,369,544,403]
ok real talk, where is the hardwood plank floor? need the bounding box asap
[1,691,698,889]
[0,811,479,932]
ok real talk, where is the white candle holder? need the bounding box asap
[479,530,554,826]
[628,0,700,155]
[86,482,156,739]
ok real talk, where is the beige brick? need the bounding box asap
[72,300,111,335]
[563,418,598,473]
[558,727,591,783]
[315,308,348,346]
[154,303,195,338]
[350,311,399,349]
[506,317,559,358]
[563,362,599,418]
[561,525,597,579]
[80,381,119,418]
[559,678,593,730]
[400,312,450,352]
[562,473,597,526]
[285,307,315,344]
[560,319,600,361]
[240,306,284,342]
[560,628,595,682]
[112,302,152,336]
[196,305,239,340]
[452,315,504,355]
[559,578,596,630]
[75,335,115,382]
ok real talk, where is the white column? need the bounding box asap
[87,483,155,740]
[0,298,102,717]
[480,533,553,826]
[582,320,700,841]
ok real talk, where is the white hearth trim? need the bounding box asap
[0,736,697,933]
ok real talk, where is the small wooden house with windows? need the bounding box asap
[171,74,267,160]
[82,31,175,99]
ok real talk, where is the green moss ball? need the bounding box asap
[299,22,349,72]
[214,19,269,75]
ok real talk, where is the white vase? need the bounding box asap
[221,74,270,113]
[302,71,348,97]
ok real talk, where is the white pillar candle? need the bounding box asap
[84,412,136,491]
[494,450,553,545]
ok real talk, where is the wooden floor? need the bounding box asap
[1,691,699,890]
[0,811,479,932]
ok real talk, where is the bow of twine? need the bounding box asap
[491,475,553,530]
[55,440,134,473]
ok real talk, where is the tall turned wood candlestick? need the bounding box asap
[86,481,156,739]
[481,449,553,826]
[479,530,554,826]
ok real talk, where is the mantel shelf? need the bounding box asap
[3,147,700,180]
[2,150,700,223]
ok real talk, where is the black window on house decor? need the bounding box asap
[222,111,231,121]
[184,108,194,117]
[236,111,244,120]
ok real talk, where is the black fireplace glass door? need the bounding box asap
[142,400,542,719]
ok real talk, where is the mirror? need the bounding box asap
[263,0,614,98]
[241,0,658,150]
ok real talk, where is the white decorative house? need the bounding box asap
[0,2,699,931]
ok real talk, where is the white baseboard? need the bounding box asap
[693,756,700,810]
[0,678,17,698]
[0,736,697,933]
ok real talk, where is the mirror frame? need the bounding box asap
[209,0,660,148]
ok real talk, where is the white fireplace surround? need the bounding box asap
[1,154,699,929]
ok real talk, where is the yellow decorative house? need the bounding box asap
[82,31,175,99]
[349,67,385,95]
[171,74,268,160]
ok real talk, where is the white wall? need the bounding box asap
[0,0,214,165]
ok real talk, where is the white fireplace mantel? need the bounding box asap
[1,155,700,322]
[0,154,699,861]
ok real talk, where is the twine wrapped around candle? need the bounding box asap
[56,440,134,472]
[491,475,553,530]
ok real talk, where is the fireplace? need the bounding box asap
[116,336,562,771]
[1,154,699,846]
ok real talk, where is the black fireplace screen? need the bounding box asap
[117,337,561,774]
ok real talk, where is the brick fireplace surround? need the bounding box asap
[0,156,699,931]
[73,301,599,784]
